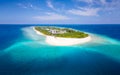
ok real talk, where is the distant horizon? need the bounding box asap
[0,23,120,25]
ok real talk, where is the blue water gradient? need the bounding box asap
[0,24,120,75]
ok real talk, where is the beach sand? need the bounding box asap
[33,27,92,46]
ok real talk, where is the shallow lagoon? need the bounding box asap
[0,25,120,75]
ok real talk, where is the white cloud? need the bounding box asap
[18,3,28,8]
[100,0,107,4]
[47,0,56,10]
[77,0,107,4]
[34,13,70,20]
[77,0,93,3]
[17,3,40,10]
[72,0,120,16]
[77,0,120,9]
[68,8,100,16]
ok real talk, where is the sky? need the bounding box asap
[0,0,120,24]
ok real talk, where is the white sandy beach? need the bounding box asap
[33,27,92,46]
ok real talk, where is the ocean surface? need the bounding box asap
[0,24,120,75]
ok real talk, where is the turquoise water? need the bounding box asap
[0,25,120,75]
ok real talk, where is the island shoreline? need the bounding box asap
[33,27,92,46]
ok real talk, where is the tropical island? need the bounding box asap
[33,26,91,46]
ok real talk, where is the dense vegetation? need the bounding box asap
[35,26,89,38]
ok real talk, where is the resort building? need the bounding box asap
[49,29,66,34]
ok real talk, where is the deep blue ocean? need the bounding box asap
[0,24,120,75]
